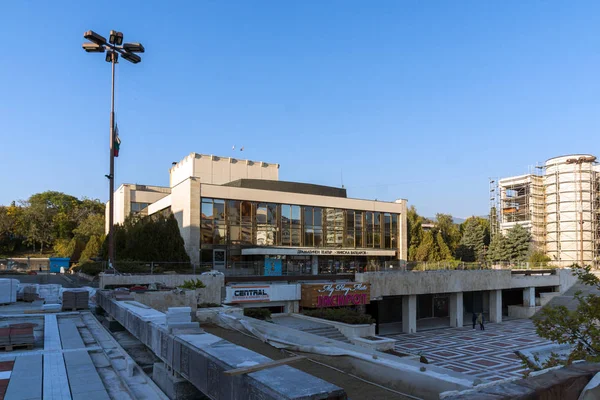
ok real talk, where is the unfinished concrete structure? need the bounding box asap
[96,290,346,399]
[494,154,600,267]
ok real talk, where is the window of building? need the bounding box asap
[374,212,381,247]
[325,208,344,247]
[200,198,400,252]
[131,202,150,214]
[345,210,355,247]
[365,212,374,247]
[391,213,398,248]
[384,213,391,248]
[240,201,254,244]
[355,211,363,247]
[213,199,225,222]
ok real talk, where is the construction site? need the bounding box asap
[491,154,600,267]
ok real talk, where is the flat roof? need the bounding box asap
[223,179,347,198]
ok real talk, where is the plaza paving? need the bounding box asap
[387,318,553,381]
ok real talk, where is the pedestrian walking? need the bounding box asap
[477,313,485,331]
[472,312,477,329]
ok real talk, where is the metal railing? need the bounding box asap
[362,261,561,272]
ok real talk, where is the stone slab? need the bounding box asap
[63,351,110,400]
[5,354,42,400]
[58,319,86,349]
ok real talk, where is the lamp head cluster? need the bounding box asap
[83,30,144,64]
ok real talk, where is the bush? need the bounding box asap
[179,279,206,290]
[529,251,551,265]
[72,261,103,276]
[198,302,221,308]
[303,308,374,325]
[244,308,271,320]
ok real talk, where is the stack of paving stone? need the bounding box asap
[8,323,34,348]
[62,290,89,311]
[23,286,38,302]
[0,327,10,348]
[166,307,199,331]
[0,279,18,304]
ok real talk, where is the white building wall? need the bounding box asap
[171,178,201,264]
[169,153,279,187]
[106,184,170,233]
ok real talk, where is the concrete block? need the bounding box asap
[152,362,203,400]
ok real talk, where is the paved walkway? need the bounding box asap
[387,319,553,382]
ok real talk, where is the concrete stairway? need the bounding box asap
[542,280,600,311]
[301,326,351,343]
[539,292,561,307]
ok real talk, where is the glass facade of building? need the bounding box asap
[200,197,399,250]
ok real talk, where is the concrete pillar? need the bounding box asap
[402,295,417,333]
[523,287,536,307]
[311,256,319,275]
[489,290,502,323]
[449,292,463,327]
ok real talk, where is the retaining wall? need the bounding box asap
[99,273,223,304]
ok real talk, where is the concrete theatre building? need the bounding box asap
[108,153,408,275]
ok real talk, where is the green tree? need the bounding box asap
[407,206,424,261]
[106,213,189,262]
[504,224,531,261]
[29,191,80,240]
[435,213,461,254]
[456,217,486,262]
[487,233,506,262]
[533,265,600,363]
[414,230,435,261]
[435,231,453,260]
[529,250,551,265]
[80,235,104,262]
[19,198,55,253]
[414,230,453,262]
[73,214,104,239]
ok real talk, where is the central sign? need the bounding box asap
[301,283,371,308]
[231,286,270,302]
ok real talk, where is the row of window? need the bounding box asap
[201,198,399,249]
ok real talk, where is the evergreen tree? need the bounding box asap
[435,213,461,254]
[80,235,104,262]
[414,230,436,261]
[504,224,531,261]
[456,217,486,262]
[435,231,453,260]
[487,233,506,262]
[105,213,189,262]
[407,206,424,261]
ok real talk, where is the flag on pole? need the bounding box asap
[114,124,121,157]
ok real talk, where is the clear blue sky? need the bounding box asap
[1,1,598,218]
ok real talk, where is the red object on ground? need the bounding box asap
[0,361,14,372]
[0,378,9,399]
[129,286,147,292]
[27,271,37,275]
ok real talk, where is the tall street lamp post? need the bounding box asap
[82,30,145,268]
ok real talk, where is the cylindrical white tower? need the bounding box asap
[544,154,598,266]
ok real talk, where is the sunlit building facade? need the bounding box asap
[109,152,407,275]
